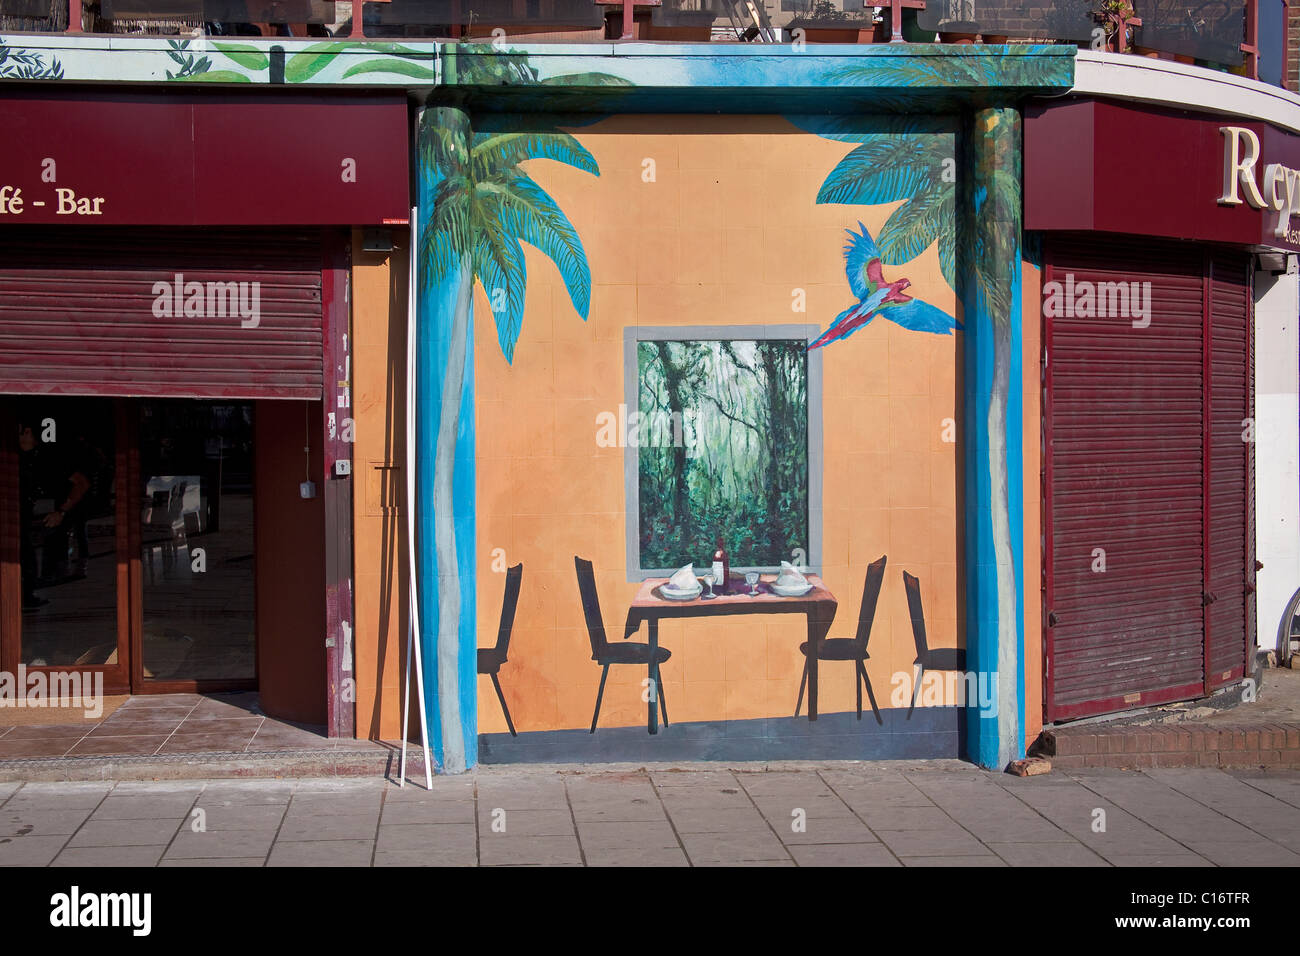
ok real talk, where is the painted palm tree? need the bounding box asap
[801,65,1031,763]
[418,47,630,771]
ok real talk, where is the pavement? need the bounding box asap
[1,762,1298,867]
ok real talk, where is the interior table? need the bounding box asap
[622,574,839,735]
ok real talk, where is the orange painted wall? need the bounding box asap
[472,115,967,735]
[351,229,417,742]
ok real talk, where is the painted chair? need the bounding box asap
[796,554,886,724]
[477,562,523,737]
[575,556,670,734]
[903,570,967,717]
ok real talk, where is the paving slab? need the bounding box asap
[267,840,374,867]
[51,845,166,867]
[375,823,476,852]
[1,808,94,836]
[0,834,68,866]
[164,829,275,860]
[479,833,582,866]
[68,818,184,847]
[787,842,900,866]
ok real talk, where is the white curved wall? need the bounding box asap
[1073,50,1300,134]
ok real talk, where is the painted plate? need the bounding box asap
[659,583,703,601]
[770,581,813,598]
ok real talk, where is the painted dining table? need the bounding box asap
[622,574,839,735]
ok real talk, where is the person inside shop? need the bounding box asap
[19,421,95,606]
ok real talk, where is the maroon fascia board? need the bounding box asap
[1025,96,1300,253]
[0,89,410,226]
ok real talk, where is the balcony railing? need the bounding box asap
[0,0,1288,88]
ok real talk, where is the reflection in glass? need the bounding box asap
[17,398,118,667]
[140,401,255,682]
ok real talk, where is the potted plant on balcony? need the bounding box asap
[933,0,979,42]
[786,0,880,43]
[648,0,721,42]
[1092,0,1145,54]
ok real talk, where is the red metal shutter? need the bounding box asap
[1205,252,1253,689]
[0,228,323,400]
[1044,236,1208,721]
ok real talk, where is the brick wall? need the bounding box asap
[1289,5,1300,91]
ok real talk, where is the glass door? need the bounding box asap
[3,397,130,691]
[134,400,256,690]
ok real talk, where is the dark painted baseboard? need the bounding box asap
[481,707,966,763]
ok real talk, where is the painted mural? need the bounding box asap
[410,109,974,766]
[809,222,961,348]
[636,338,809,572]
[414,54,632,772]
[0,37,62,79]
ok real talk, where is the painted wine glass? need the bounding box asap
[745,571,760,596]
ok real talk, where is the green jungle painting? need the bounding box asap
[638,339,808,571]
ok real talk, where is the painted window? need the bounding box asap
[624,325,823,579]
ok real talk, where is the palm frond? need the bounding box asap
[420,178,471,289]
[471,130,599,178]
[472,218,528,363]
[816,139,935,206]
[487,172,592,320]
[877,183,952,265]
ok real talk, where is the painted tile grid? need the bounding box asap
[463,114,969,746]
[2,766,1298,866]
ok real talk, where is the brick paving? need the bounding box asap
[1,763,1298,867]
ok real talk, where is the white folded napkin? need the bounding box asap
[775,561,808,587]
[667,564,698,591]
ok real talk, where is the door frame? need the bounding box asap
[0,396,261,698]
[0,398,132,695]
[127,398,258,696]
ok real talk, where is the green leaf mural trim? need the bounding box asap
[341,59,439,81]
[175,70,251,83]
[539,72,635,87]
[211,44,269,71]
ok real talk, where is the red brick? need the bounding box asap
[1242,729,1261,752]
[1075,735,1098,755]
[1203,730,1221,752]
[1187,729,1205,752]
[1197,751,1221,767]
[1151,752,1198,768]
[1122,734,1142,754]
[1284,725,1300,749]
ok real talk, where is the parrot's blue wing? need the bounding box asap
[843,221,880,301]
[880,297,962,335]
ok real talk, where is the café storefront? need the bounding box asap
[0,89,408,732]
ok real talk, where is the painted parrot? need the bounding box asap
[808,221,962,351]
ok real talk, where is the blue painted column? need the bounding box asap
[962,106,1025,770]
[414,104,478,773]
